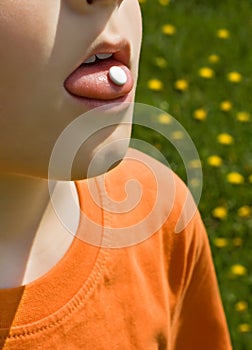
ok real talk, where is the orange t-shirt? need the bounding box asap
[0,149,232,349]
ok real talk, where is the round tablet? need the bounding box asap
[109,66,127,86]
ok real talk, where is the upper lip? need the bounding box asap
[76,38,131,70]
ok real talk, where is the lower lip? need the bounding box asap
[64,88,135,112]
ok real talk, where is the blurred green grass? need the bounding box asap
[133,0,252,348]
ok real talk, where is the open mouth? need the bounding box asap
[64,51,134,102]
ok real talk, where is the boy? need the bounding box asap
[0,0,232,349]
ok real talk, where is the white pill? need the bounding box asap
[109,66,127,86]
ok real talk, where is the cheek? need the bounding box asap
[0,3,59,102]
[0,3,62,176]
[0,3,61,137]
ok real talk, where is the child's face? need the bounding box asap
[0,0,142,179]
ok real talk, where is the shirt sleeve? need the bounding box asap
[170,208,233,350]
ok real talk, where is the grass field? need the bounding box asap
[133,1,252,348]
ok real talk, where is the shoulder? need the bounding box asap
[105,148,200,235]
[77,148,204,248]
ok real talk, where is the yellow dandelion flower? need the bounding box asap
[162,24,176,36]
[138,0,146,3]
[155,57,168,68]
[217,29,230,39]
[174,79,188,91]
[220,100,233,111]
[188,159,201,168]
[147,79,163,91]
[238,206,251,218]
[249,174,252,183]
[238,323,251,333]
[212,206,227,220]
[217,133,234,145]
[193,108,207,121]
[171,131,184,140]
[159,0,170,5]
[213,238,229,248]
[208,54,220,63]
[227,172,245,185]
[157,113,172,125]
[198,67,215,79]
[235,301,248,312]
[227,71,243,83]
[236,111,250,122]
[207,155,223,167]
[233,237,243,247]
[230,264,247,276]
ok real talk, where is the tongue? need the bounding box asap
[64,58,133,100]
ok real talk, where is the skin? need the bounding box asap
[0,0,142,288]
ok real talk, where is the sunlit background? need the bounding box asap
[133,1,252,348]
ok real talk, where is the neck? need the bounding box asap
[0,174,78,289]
